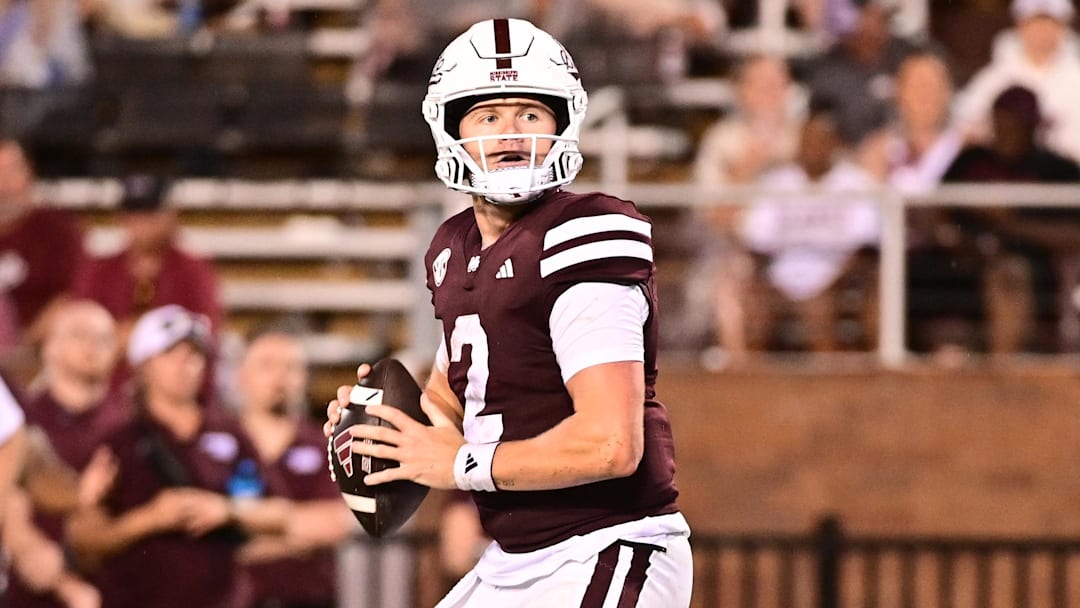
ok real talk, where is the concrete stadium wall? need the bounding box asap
[659,365,1080,538]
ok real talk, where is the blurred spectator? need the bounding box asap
[3,489,101,608]
[4,300,124,608]
[685,54,805,363]
[0,371,26,522]
[942,85,1080,354]
[66,305,293,608]
[0,139,86,361]
[803,0,918,147]
[953,0,1080,163]
[739,101,881,352]
[2,427,116,608]
[870,50,964,194]
[233,321,351,608]
[72,174,222,360]
[86,0,177,38]
[87,0,242,38]
[24,300,125,465]
[0,0,91,89]
[695,55,804,187]
[866,50,968,358]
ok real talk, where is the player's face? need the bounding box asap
[458,98,558,170]
[141,341,206,403]
[238,333,308,417]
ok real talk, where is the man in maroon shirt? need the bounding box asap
[66,305,291,608]
[0,139,86,356]
[5,300,124,608]
[234,322,352,608]
[72,175,222,361]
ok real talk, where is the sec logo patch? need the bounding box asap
[433,248,451,286]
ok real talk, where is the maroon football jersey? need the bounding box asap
[424,189,680,553]
[244,422,339,606]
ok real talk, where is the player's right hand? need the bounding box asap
[323,363,371,438]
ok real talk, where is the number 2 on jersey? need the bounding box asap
[449,314,504,443]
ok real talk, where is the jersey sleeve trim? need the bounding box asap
[543,214,652,250]
[540,240,653,278]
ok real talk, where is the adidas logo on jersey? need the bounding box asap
[495,258,514,279]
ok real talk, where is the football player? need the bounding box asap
[326,18,692,606]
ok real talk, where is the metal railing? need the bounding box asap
[39,178,1080,368]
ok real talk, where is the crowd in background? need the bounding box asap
[0,0,1079,602]
[0,137,488,606]
[680,0,1080,365]
[0,148,352,606]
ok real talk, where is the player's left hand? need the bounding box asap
[323,364,372,438]
[347,394,464,490]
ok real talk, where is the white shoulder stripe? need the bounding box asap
[543,214,652,251]
[539,239,653,278]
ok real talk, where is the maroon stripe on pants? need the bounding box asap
[493,18,512,69]
[617,543,660,607]
[580,542,663,608]
[579,543,622,608]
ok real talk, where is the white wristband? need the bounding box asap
[454,442,499,492]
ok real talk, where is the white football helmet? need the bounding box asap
[422,18,588,205]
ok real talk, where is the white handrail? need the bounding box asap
[42,178,1080,367]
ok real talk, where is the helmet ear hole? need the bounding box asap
[435,157,465,186]
[422,100,441,124]
[560,152,583,181]
[572,91,588,114]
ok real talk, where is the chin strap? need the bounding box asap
[471,165,555,205]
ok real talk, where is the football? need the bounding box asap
[328,358,430,537]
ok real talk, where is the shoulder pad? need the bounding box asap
[539,192,654,283]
